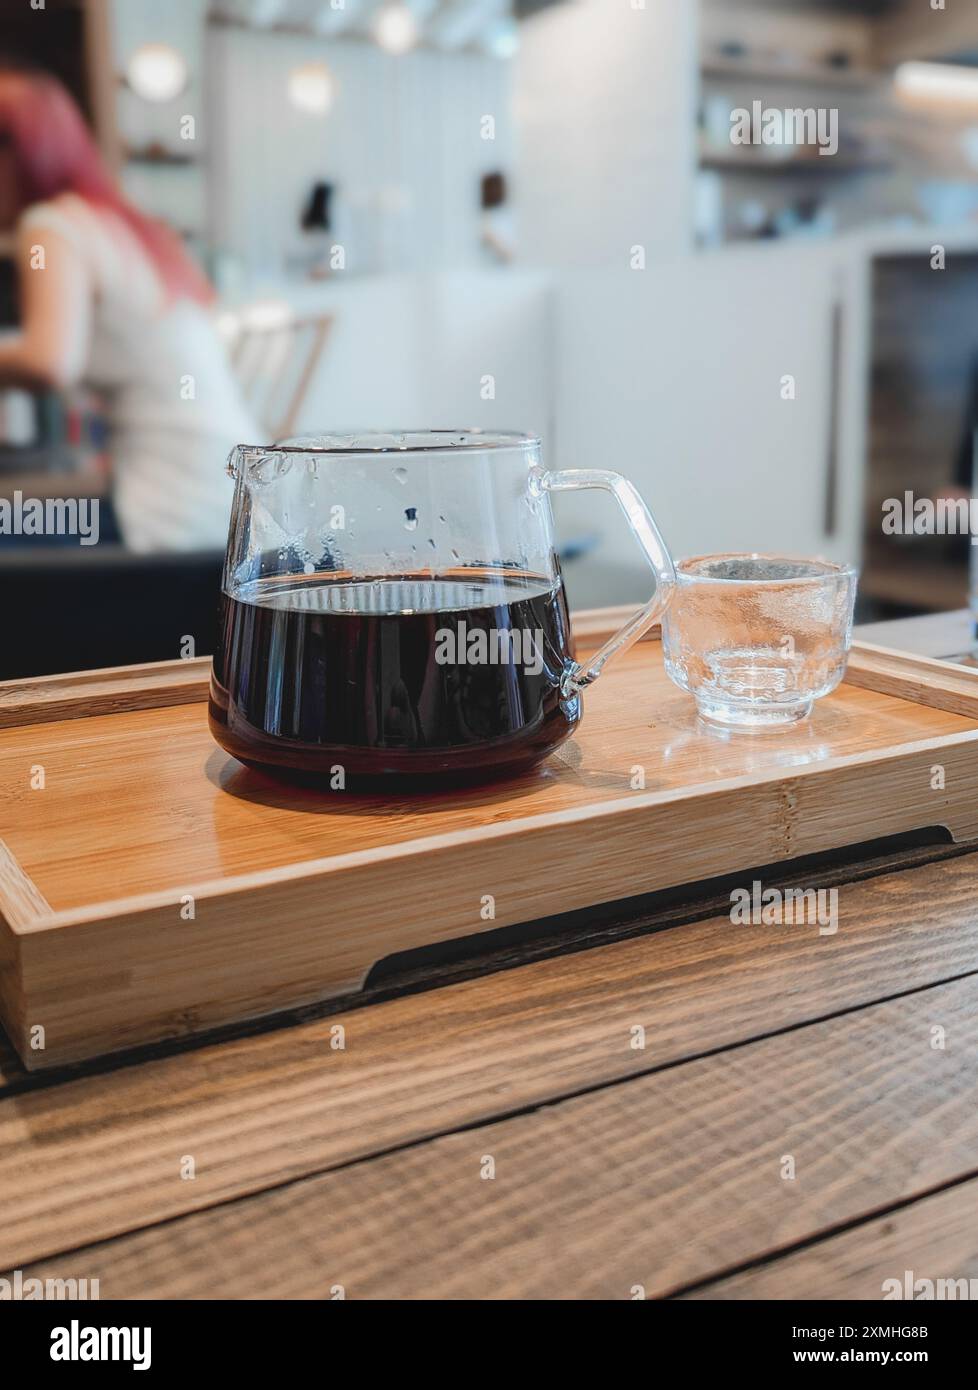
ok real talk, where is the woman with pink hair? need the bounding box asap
[0,66,258,551]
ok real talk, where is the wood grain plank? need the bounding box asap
[0,839,52,929]
[0,657,210,729]
[684,1177,978,1301]
[3,850,978,1270]
[0,843,44,1067]
[0,1032,22,1087]
[569,606,659,645]
[8,973,978,1300]
[846,642,978,720]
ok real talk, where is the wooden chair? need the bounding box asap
[221,305,334,442]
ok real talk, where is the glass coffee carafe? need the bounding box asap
[209,431,674,785]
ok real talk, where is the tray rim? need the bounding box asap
[3,609,978,940]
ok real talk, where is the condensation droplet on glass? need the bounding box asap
[451,548,461,562]
[403,506,418,532]
[438,514,446,524]
[394,466,408,485]
[303,562,315,575]
[427,538,436,550]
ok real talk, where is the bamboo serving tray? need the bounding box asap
[2,606,978,1071]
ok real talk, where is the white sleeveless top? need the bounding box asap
[20,195,260,552]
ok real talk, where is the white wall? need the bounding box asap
[512,0,868,612]
[552,245,864,591]
[515,0,697,268]
[262,270,554,450]
[207,26,514,279]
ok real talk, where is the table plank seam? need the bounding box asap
[670,1165,978,1301]
[7,965,978,1275]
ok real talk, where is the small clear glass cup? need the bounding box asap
[661,553,858,729]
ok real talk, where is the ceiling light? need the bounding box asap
[288,61,335,115]
[126,43,188,103]
[373,4,419,56]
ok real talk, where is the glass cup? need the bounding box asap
[661,553,857,729]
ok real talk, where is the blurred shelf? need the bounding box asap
[700,149,893,177]
[701,58,883,90]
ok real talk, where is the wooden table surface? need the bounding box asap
[2,610,977,1301]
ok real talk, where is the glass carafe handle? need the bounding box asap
[539,469,676,696]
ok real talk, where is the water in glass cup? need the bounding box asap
[662,554,857,728]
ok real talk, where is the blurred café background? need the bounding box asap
[3,0,978,677]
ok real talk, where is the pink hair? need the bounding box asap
[0,67,213,305]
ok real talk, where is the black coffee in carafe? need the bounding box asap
[208,567,580,784]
